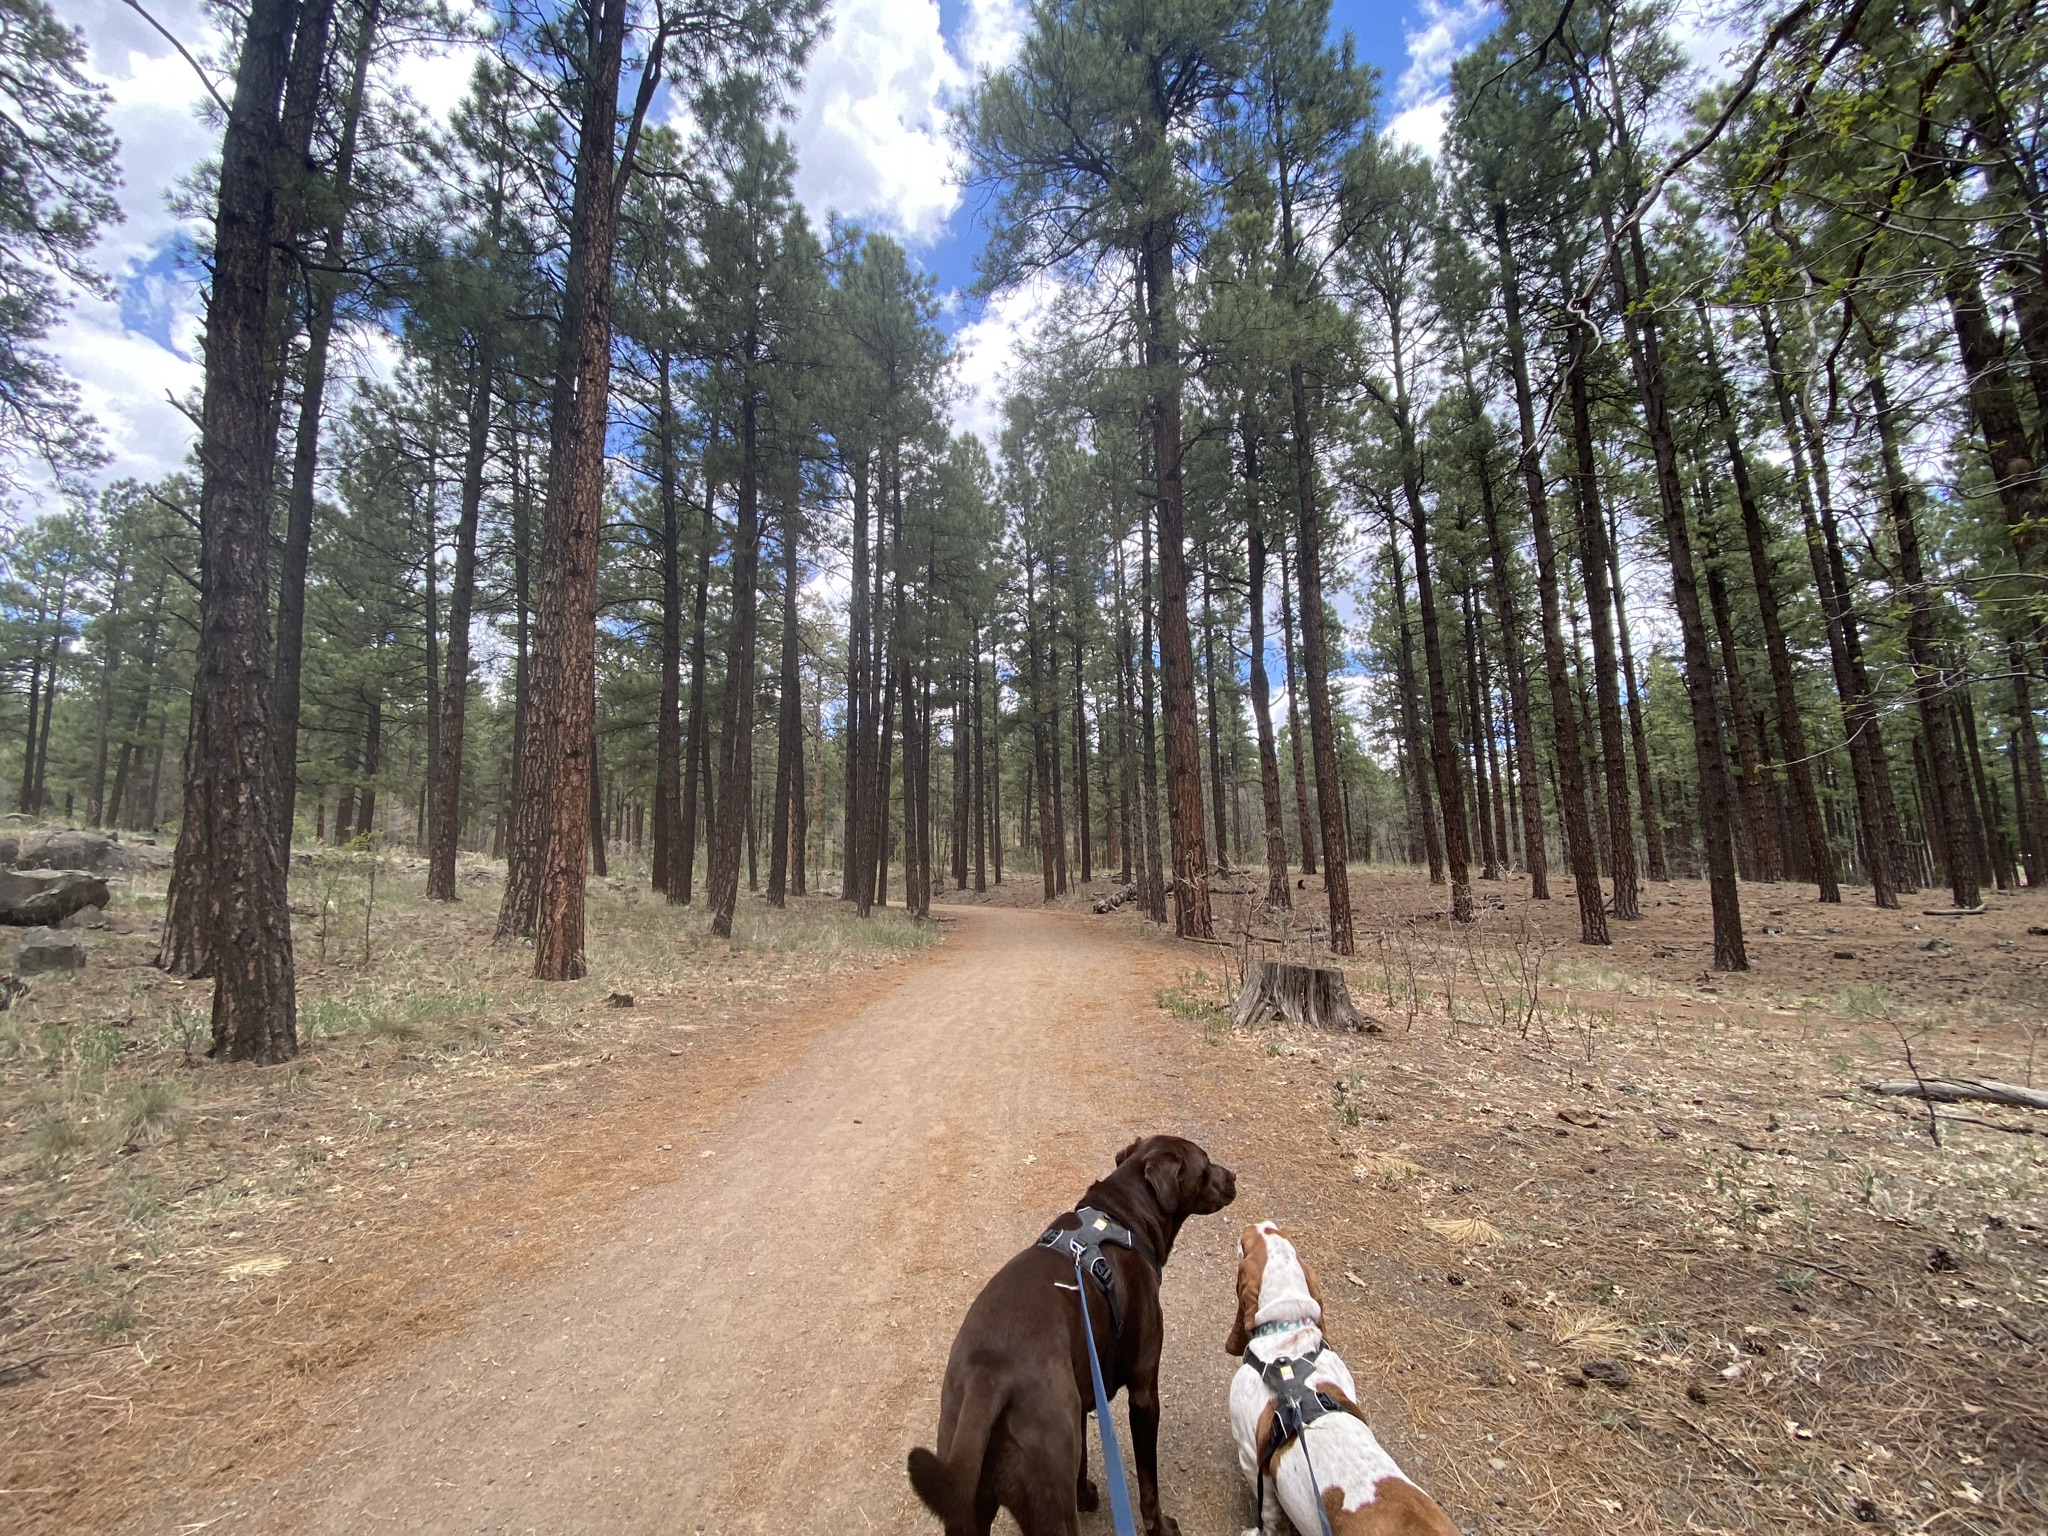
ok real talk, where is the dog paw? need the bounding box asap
[1078,1478,1099,1512]
[1147,1519,1181,1536]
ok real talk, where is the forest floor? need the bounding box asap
[1,853,2043,1534]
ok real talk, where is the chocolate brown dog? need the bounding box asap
[908,1135,1236,1536]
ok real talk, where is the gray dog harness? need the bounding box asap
[1247,1345,1341,1536]
[1037,1206,1139,1333]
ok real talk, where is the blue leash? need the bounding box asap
[1073,1257,1139,1536]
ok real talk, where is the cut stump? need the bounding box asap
[1232,961,1375,1033]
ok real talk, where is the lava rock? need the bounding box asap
[15,926,85,974]
[1578,1358,1633,1388]
[0,869,110,926]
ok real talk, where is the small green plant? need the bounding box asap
[92,1301,141,1340]
[113,1078,185,1146]
[28,1112,87,1175]
[1333,1073,1361,1128]
[1155,971,1230,1040]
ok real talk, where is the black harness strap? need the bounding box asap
[1248,1347,1341,1536]
[1037,1206,1140,1335]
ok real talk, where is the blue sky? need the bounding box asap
[49,0,1492,487]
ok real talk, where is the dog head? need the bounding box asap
[1113,1135,1236,1221]
[1224,1220,1327,1356]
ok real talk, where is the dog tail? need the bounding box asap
[907,1376,1006,1530]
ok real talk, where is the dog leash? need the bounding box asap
[1073,1255,1140,1536]
[1251,1348,1338,1536]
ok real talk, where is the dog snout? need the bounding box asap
[1206,1164,1238,1211]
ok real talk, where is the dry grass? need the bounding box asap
[0,850,940,1535]
[1139,868,2048,1534]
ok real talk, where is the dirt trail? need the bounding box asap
[175,907,1252,1535]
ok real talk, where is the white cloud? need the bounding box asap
[948,277,1058,446]
[960,0,1028,73]
[1386,99,1447,156]
[789,0,966,243]
[55,291,203,488]
[1382,0,1494,160]
[1395,0,1495,109]
[394,39,484,125]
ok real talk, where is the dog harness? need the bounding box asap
[1037,1206,1140,1334]
[1040,1207,1144,1536]
[1247,1344,1342,1536]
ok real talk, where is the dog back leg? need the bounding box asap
[907,1373,1008,1536]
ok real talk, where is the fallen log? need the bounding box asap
[1866,1078,2048,1112]
[1232,960,1375,1033]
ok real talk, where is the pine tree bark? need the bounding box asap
[650,360,686,902]
[428,351,493,901]
[1404,501,1472,921]
[768,499,803,906]
[273,0,379,853]
[1760,312,1901,905]
[1947,262,2048,576]
[1869,359,1979,908]
[1140,506,1165,922]
[844,450,871,906]
[710,390,764,938]
[1201,569,1229,872]
[1248,517,1291,910]
[1698,308,1838,902]
[1699,496,1777,883]
[1474,431,1548,896]
[1288,363,1351,953]
[1277,534,1316,876]
[1605,500,1666,882]
[1462,590,1500,880]
[1139,226,1212,938]
[677,474,714,905]
[1495,204,1606,945]
[518,0,659,977]
[171,0,304,1056]
[1565,320,1640,919]
[86,559,127,827]
[1608,213,1741,966]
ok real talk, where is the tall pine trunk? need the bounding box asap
[1139,228,1212,938]
[1495,205,1605,944]
[651,357,685,901]
[167,0,305,1056]
[1565,320,1640,919]
[710,391,763,938]
[428,351,493,900]
[1699,309,1837,901]
[1248,518,1290,909]
[1608,210,1742,966]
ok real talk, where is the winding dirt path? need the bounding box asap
[181,906,1253,1534]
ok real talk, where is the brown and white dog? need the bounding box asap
[1225,1221,1459,1536]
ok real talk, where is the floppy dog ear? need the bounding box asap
[1114,1137,1145,1167]
[1224,1226,1267,1355]
[1141,1142,1187,1213]
[1301,1255,1329,1339]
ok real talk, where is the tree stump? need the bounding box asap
[1231,961,1374,1033]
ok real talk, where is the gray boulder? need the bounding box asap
[0,869,111,926]
[4,829,164,877]
[15,926,85,974]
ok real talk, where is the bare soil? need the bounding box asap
[3,860,2044,1534]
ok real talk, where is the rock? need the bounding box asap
[1927,1246,1960,1273]
[15,927,85,974]
[1579,1358,1632,1388]
[0,869,110,926]
[1832,949,1856,960]
[605,991,635,1009]
[4,829,166,877]
[1920,937,1951,953]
